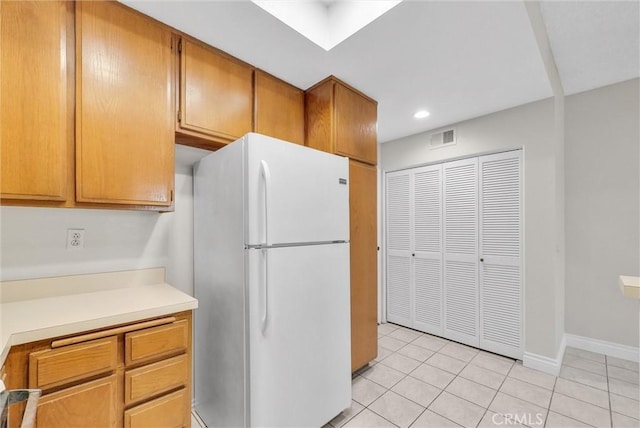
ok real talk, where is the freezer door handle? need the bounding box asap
[260,160,271,246]
[260,160,271,333]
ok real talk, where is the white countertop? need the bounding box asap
[0,268,198,366]
[620,275,640,300]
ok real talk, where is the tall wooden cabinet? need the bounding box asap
[305,76,378,371]
[348,160,379,370]
[0,1,74,203]
[76,1,175,207]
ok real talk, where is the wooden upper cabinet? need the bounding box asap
[177,37,254,149]
[254,70,304,145]
[76,1,174,206]
[305,77,377,165]
[335,83,377,164]
[0,1,73,202]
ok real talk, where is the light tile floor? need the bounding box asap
[192,412,204,428]
[327,323,640,428]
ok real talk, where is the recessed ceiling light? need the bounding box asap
[414,110,430,119]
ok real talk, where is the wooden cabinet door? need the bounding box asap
[335,83,378,165]
[76,1,174,206]
[349,160,378,371]
[178,38,253,146]
[304,79,334,154]
[36,375,118,428]
[0,1,73,202]
[254,70,304,145]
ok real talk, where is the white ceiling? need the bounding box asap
[122,1,639,143]
[540,1,639,96]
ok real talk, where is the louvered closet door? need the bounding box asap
[443,158,479,347]
[385,171,412,326]
[413,165,443,335]
[479,151,522,359]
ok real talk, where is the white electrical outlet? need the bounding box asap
[67,228,85,250]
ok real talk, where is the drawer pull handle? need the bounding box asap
[51,317,176,348]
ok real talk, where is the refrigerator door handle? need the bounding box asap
[261,248,269,333]
[260,160,271,246]
[260,160,271,333]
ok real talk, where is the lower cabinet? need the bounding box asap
[124,389,188,428]
[3,312,192,428]
[36,375,118,428]
[124,355,188,406]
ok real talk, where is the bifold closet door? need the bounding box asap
[385,165,443,334]
[443,158,479,347]
[385,171,412,326]
[479,151,522,358]
[412,165,443,335]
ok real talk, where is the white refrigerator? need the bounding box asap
[193,133,352,427]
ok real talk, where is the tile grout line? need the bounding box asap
[476,356,517,428]
[606,354,614,428]
[365,329,426,427]
[545,372,558,428]
[379,324,527,427]
[372,334,446,427]
[418,338,489,428]
[373,327,475,427]
[378,325,639,427]
[392,328,561,426]
[366,329,527,427]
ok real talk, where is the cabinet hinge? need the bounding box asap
[178,39,182,53]
[177,111,182,122]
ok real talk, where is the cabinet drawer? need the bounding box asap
[29,336,117,390]
[125,354,187,406]
[36,374,118,428]
[125,320,188,367]
[124,388,187,428]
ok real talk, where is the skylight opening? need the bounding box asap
[252,0,402,51]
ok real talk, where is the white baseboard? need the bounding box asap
[523,335,566,376]
[525,334,640,376]
[565,333,640,363]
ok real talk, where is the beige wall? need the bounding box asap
[381,97,564,359]
[564,78,640,347]
[0,169,195,297]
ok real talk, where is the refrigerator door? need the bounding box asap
[244,133,350,246]
[247,243,351,427]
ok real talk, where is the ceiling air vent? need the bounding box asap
[429,128,456,149]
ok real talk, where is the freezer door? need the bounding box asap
[247,243,351,427]
[245,133,350,246]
